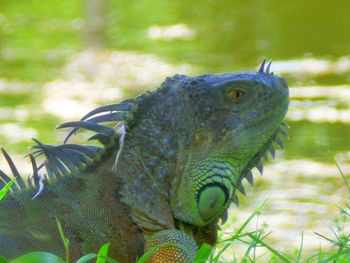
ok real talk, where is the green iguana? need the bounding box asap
[0,60,289,262]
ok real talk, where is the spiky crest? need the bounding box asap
[63,99,136,143]
[0,99,136,198]
[229,121,289,207]
[258,58,274,75]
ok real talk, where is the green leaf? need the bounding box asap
[0,178,17,201]
[194,243,213,263]
[327,248,350,261]
[0,255,9,263]
[76,253,119,263]
[55,217,70,262]
[10,252,65,263]
[75,252,120,263]
[75,244,119,263]
[96,243,110,263]
[76,253,98,263]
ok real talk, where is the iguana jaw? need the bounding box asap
[170,66,289,227]
[231,121,289,205]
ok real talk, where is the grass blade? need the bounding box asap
[194,243,213,263]
[212,200,268,261]
[327,248,350,261]
[56,218,70,263]
[334,160,350,193]
[296,232,304,262]
[0,177,16,201]
[247,233,292,263]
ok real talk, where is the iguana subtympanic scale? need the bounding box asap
[0,60,289,262]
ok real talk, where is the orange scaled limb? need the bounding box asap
[145,229,198,263]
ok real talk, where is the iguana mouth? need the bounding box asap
[230,121,289,206]
[218,121,288,225]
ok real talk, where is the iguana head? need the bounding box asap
[170,61,289,226]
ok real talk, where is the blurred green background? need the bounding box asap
[1,0,350,259]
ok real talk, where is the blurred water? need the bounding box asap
[0,0,350,258]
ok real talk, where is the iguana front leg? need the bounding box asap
[145,230,198,262]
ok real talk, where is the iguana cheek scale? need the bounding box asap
[0,60,289,262]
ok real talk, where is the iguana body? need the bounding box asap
[0,61,289,262]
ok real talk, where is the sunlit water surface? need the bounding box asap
[1,0,350,260]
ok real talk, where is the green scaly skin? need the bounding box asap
[0,61,289,262]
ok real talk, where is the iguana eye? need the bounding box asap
[227,90,245,102]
